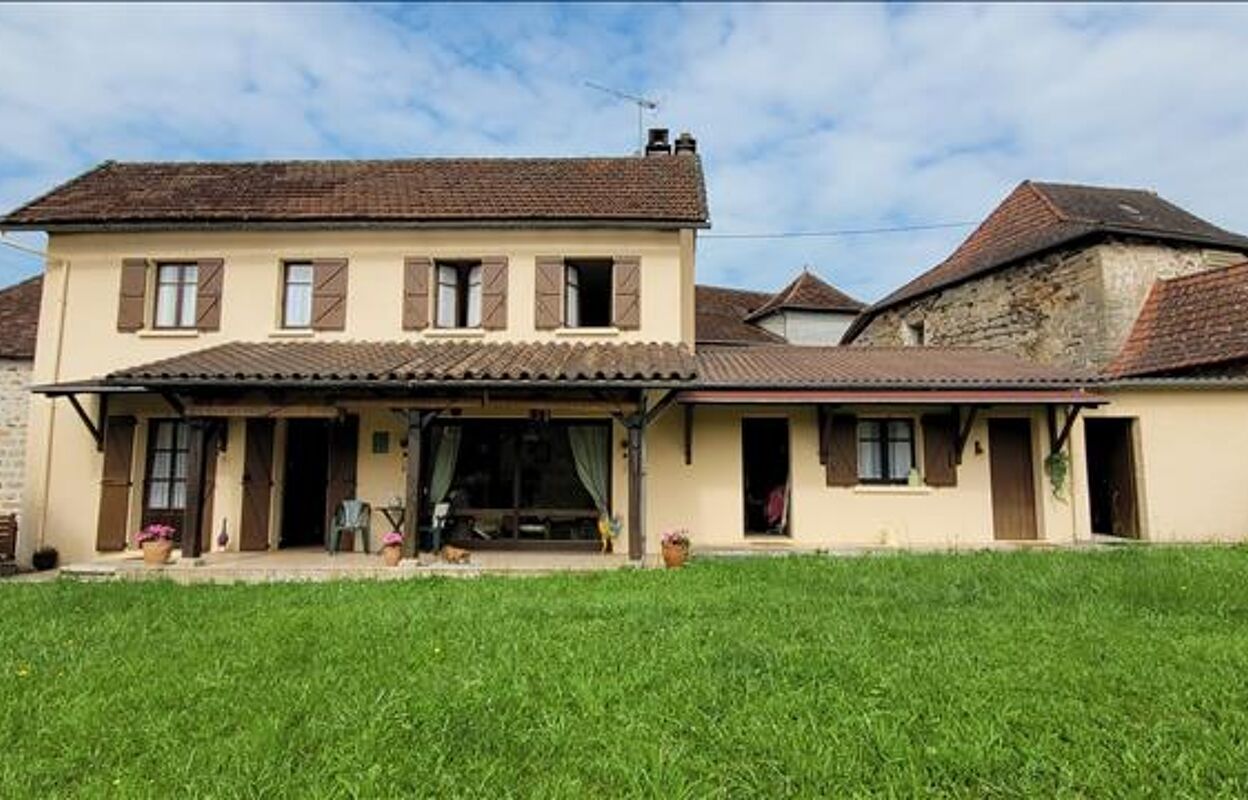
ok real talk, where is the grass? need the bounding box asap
[2,548,1247,798]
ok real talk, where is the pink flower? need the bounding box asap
[135,523,177,546]
[382,531,404,547]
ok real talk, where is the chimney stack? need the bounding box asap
[645,128,671,156]
[674,131,697,155]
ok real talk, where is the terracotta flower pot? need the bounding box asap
[381,544,403,567]
[661,542,689,569]
[142,539,173,566]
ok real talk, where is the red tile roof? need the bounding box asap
[695,285,784,345]
[847,181,1248,340]
[2,156,709,230]
[1106,262,1248,378]
[0,275,42,359]
[695,344,1088,388]
[745,270,864,320]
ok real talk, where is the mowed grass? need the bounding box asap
[2,548,1248,798]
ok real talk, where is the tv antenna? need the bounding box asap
[585,81,659,154]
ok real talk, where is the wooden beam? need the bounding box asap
[159,392,185,417]
[402,409,424,559]
[683,403,694,466]
[954,405,980,465]
[64,393,103,451]
[182,419,215,560]
[626,392,647,562]
[183,404,341,419]
[642,389,677,427]
[1049,404,1085,453]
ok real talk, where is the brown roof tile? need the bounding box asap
[2,156,709,230]
[695,284,784,345]
[746,270,865,320]
[695,344,1089,388]
[848,181,1248,340]
[106,340,698,386]
[0,275,42,359]
[1106,262,1248,378]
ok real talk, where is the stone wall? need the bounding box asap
[854,238,1243,370]
[0,358,31,519]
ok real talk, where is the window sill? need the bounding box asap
[852,484,932,496]
[555,327,620,338]
[137,329,200,339]
[268,329,315,339]
[425,328,486,339]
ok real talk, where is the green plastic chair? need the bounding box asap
[328,500,371,554]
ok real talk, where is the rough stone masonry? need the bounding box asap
[0,358,30,518]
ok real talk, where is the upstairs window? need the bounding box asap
[564,259,612,328]
[903,319,926,346]
[283,262,314,328]
[436,261,483,328]
[154,263,198,329]
[858,419,915,484]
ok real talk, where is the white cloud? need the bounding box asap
[2,3,1248,298]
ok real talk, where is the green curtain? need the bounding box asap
[429,426,461,506]
[568,425,609,514]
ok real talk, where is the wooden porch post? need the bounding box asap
[626,393,648,562]
[182,418,214,560]
[402,410,423,559]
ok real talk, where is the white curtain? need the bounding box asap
[564,264,580,327]
[429,426,462,505]
[466,264,483,328]
[567,426,609,514]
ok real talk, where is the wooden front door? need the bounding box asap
[96,416,137,551]
[239,419,275,551]
[989,418,1038,541]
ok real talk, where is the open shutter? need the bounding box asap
[403,257,431,330]
[239,419,275,551]
[826,413,858,487]
[311,258,348,331]
[96,416,136,551]
[195,258,224,331]
[480,256,508,330]
[117,259,148,332]
[535,256,564,330]
[613,255,641,330]
[326,415,360,550]
[922,414,958,487]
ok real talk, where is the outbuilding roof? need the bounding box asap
[1,156,709,231]
[0,275,42,359]
[745,270,865,320]
[694,285,785,345]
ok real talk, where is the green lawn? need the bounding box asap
[2,548,1247,797]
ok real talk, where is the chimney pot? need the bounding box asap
[645,128,671,156]
[674,131,697,155]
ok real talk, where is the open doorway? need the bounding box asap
[742,418,791,535]
[281,419,330,548]
[1085,418,1139,538]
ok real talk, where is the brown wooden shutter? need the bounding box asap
[817,407,830,465]
[922,414,958,487]
[96,416,136,551]
[325,415,360,550]
[117,259,148,332]
[480,256,508,330]
[239,419,275,551]
[826,413,858,487]
[198,426,220,550]
[311,258,348,331]
[403,257,431,330]
[195,258,224,331]
[613,255,641,329]
[535,256,564,330]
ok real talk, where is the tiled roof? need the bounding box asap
[847,181,1248,340]
[0,275,42,359]
[695,344,1089,388]
[745,270,864,320]
[1106,262,1248,378]
[2,156,709,230]
[695,284,784,345]
[106,341,698,386]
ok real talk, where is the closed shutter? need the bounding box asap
[403,257,431,330]
[239,419,275,551]
[826,413,858,487]
[326,415,360,550]
[535,256,564,330]
[480,256,508,330]
[311,258,348,331]
[199,427,220,550]
[613,255,641,329]
[96,416,136,551]
[922,414,958,487]
[117,259,148,332]
[195,258,224,331]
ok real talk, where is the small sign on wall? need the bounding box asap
[372,431,390,454]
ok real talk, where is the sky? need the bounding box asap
[3,2,1248,303]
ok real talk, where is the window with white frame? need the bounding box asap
[857,419,916,484]
[435,261,483,328]
[154,263,198,328]
[282,262,314,328]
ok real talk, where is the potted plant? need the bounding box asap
[31,546,58,572]
[135,523,176,566]
[381,531,404,567]
[660,529,691,569]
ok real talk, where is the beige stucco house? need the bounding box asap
[2,138,1103,568]
[847,181,1248,544]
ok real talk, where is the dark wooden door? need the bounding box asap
[239,419,275,551]
[989,418,1038,541]
[1085,418,1139,538]
[96,416,136,551]
[325,415,360,549]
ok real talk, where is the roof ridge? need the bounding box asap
[1023,180,1073,223]
[101,155,683,168]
